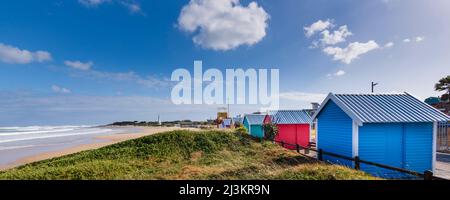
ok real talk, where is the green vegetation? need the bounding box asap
[0,130,376,180]
[435,75,450,102]
[262,122,278,141]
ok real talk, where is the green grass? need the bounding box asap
[0,130,377,180]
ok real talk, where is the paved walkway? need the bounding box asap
[435,152,450,179]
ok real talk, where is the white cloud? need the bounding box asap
[415,36,424,42]
[304,19,333,37]
[308,41,320,49]
[327,70,346,77]
[335,70,346,76]
[403,37,424,43]
[320,25,352,45]
[63,60,170,89]
[79,0,143,15]
[304,20,382,64]
[71,70,171,89]
[384,42,394,48]
[78,0,111,7]
[64,60,93,70]
[120,0,143,14]
[0,43,52,64]
[35,51,52,62]
[334,70,345,76]
[177,0,269,51]
[323,40,380,64]
[304,19,352,46]
[279,92,327,103]
[51,85,71,94]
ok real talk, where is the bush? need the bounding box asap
[235,127,248,135]
[262,123,278,141]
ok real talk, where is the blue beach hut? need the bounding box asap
[243,114,266,138]
[312,93,450,177]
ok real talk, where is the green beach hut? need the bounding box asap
[243,114,266,138]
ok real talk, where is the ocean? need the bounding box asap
[0,125,137,167]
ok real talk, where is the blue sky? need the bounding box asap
[1,0,449,126]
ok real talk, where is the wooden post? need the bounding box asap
[354,156,360,170]
[281,141,285,147]
[304,145,310,154]
[318,149,323,161]
[296,144,300,153]
[424,170,433,180]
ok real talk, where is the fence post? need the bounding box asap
[281,141,285,148]
[354,156,360,170]
[424,170,433,180]
[296,144,300,153]
[318,149,323,161]
[304,146,309,154]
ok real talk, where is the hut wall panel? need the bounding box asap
[295,124,310,148]
[276,125,297,149]
[317,101,353,167]
[251,124,264,138]
[275,124,310,150]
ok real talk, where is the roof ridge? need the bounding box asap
[334,93,407,96]
[269,109,307,112]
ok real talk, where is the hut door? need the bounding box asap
[403,123,433,172]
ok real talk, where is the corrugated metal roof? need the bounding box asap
[244,114,265,125]
[324,93,450,123]
[268,110,312,124]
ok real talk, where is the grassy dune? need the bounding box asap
[0,130,376,180]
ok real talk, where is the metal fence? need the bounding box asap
[273,140,447,180]
[437,121,449,152]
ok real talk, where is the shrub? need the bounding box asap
[262,123,278,141]
[235,127,248,135]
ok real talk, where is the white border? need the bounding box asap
[432,121,437,172]
[315,119,318,148]
[352,120,359,157]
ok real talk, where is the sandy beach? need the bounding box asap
[0,126,185,170]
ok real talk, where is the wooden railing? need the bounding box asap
[273,140,447,180]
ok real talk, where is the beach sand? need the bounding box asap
[0,126,189,171]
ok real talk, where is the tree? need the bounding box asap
[442,93,449,102]
[435,75,450,102]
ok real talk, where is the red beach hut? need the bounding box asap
[264,110,312,149]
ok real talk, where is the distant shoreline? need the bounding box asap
[0,126,186,171]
